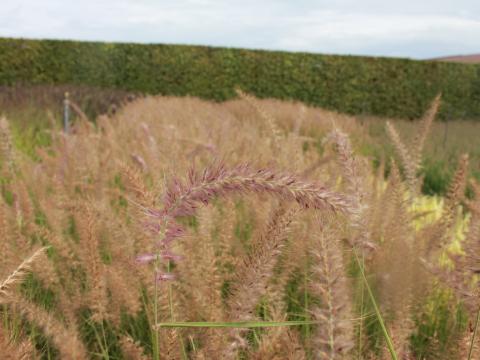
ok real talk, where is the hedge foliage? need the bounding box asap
[1,38,480,119]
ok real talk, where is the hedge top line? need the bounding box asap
[1,37,480,120]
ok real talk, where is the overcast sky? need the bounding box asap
[1,0,479,59]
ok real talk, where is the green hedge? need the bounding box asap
[1,38,480,120]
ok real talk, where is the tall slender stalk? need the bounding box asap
[358,254,365,359]
[166,260,187,359]
[167,260,174,320]
[353,248,398,360]
[304,261,310,341]
[468,306,480,360]
[153,258,160,360]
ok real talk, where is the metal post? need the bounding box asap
[63,92,70,133]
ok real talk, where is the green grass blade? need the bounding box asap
[155,320,317,329]
[358,252,365,359]
[353,248,398,360]
[468,306,480,360]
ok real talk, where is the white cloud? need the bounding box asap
[275,12,480,57]
[0,0,479,58]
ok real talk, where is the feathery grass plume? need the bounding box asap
[174,206,229,356]
[12,294,88,360]
[121,163,156,207]
[212,199,239,269]
[0,325,37,360]
[385,158,409,232]
[142,162,353,271]
[149,258,184,358]
[411,94,441,171]
[386,95,439,196]
[264,210,308,314]
[386,121,417,194]
[34,226,78,278]
[141,266,184,357]
[162,327,182,360]
[228,206,299,319]
[375,160,417,304]
[250,318,306,360]
[310,217,354,359]
[192,207,225,313]
[120,164,158,254]
[324,128,374,251]
[461,180,480,276]
[120,336,151,360]
[159,162,352,223]
[105,266,142,324]
[151,286,184,360]
[235,88,283,153]
[444,153,469,218]
[0,116,16,175]
[76,204,108,321]
[373,160,420,359]
[13,179,36,232]
[467,179,480,223]
[0,246,48,302]
[0,200,17,272]
[324,128,361,197]
[368,177,390,251]
[425,154,469,256]
[222,207,299,357]
[441,180,480,314]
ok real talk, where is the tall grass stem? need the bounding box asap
[353,248,398,360]
[468,306,480,360]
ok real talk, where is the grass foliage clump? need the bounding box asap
[0,93,479,359]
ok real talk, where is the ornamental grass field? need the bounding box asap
[0,92,479,359]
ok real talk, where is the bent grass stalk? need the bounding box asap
[0,246,49,299]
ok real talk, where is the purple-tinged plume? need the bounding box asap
[156,273,176,282]
[159,163,353,219]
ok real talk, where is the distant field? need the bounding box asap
[2,84,478,195]
[433,54,480,64]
